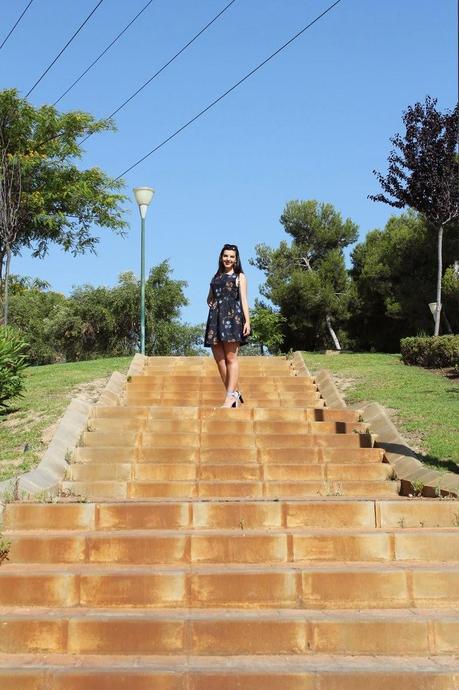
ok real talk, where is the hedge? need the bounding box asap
[400,335,459,368]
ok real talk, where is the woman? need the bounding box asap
[204,243,250,407]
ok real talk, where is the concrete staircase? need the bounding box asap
[1,355,458,689]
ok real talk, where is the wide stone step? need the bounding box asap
[91,406,361,423]
[81,431,371,449]
[5,499,458,530]
[68,462,392,482]
[127,381,319,392]
[0,563,458,607]
[61,478,400,500]
[6,529,459,564]
[0,609,457,656]
[0,658,457,690]
[74,446,384,465]
[87,419,366,435]
[124,395,324,408]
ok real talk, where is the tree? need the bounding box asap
[250,300,285,355]
[0,89,127,321]
[370,96,459,336]
[349,213,459,351]
[43,261,205,361]
[251,200,358,351]
[8,281,65,364]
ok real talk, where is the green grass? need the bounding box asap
[0,357,131,482]
[303,352,459,473]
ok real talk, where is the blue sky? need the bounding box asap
[1,0,457,324]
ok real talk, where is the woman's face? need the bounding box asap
[221,249,237,271]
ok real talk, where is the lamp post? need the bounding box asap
[133,187,155,354]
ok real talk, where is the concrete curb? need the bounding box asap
[0,368,128,514]
[362,402,459,499]
[127,353,146,379]
[314,369,346,409]
[299,351,458,498]
[97,371,126,407]
[291,351,311,376]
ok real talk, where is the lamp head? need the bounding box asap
[133,187,155,218]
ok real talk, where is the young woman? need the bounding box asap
[204,243,250,407]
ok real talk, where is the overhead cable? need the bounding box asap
[116,0,343,179]
[26,0,105,98]
[0,0,36,52]
[53,0,157,106]
[80,0,238,145]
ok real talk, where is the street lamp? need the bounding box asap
[133,186,155,354]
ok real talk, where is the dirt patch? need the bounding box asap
[430,367,459,385]
[40,377,109,449]
[330,374,356,394]
[68,377,109,404]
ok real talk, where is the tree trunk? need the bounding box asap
[302,255,342,350]
[434,225,443,336]
[442,309,453,334]
[260,343,264,356]
[3,246,11,325]
[325,314,341,350]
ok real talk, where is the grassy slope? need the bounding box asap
[0,357,131,481]
[303,352,458,472]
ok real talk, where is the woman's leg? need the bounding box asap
[223,342,239,396]
[211,343,227,389]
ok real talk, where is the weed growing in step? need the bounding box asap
[411,480,425,497]
[0,478,27,504]
[398,518,406,528]
[0,536,11,566]
[452,512,459,527]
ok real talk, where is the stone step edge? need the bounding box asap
[0,371,127,513]
[295,353,459,500]
[0,654,457,671]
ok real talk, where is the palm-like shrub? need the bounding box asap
[0,327,28,410]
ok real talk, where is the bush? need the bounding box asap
[400,335,459,368]
[0,327,28,410]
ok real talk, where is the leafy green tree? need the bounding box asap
[370,96,459,336]
[8,283,65,364]
[251,200,358,351]
[250,300,285,355]
[46,261,204,360]
[350,213,459,351]
[0,88,127,322]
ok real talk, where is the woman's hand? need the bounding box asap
[243,321,251,337]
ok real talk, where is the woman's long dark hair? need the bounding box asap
[214,243,244,278]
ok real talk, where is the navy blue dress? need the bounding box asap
[204,272,249,347]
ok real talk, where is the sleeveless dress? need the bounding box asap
[204,272,249,347]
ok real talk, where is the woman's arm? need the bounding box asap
[238,273,251,336]
[207,287,214,307]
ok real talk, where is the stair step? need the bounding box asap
[74,446,384,464]
[0,609,458,656]
[91,406,361,423]
[0,564,457,608]
[0,661,457,690]
[60,479,399,500]
[6,529,459,564]
[5,499,459,531]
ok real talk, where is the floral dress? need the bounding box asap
[204,272,249,347]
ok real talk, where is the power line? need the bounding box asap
[26,0,105,98]
[80,0,238,145]
[0,0,36,52]
[53,0,157,106]
[116,0,343,179]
